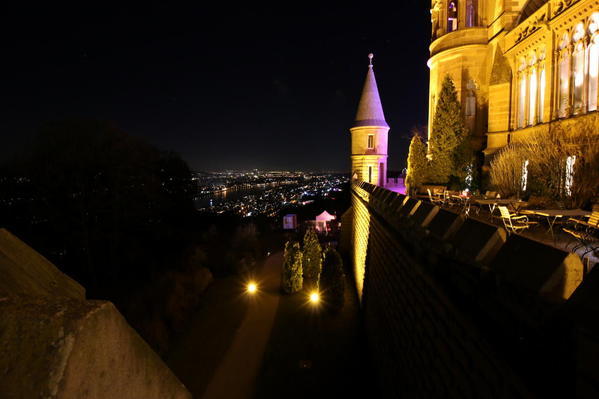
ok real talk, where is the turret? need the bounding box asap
[350,54,390,187]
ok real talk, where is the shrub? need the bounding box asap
[320,247,345,311]
[302,229,322,290]
[490,123,599,207]
[405,133,429,195]
[489,142,527,198]
[282,241,303,294]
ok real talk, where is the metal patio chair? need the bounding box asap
[498,205,537,235]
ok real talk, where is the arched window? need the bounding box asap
[448,1,458,32]
[466,0,478,27]
[558,33,571,118]
[518,59,527,128]
[538,50,546,122]
[588,13,599,111]
[529,55,537,125]
[572,23,586,114]
[539,66,546,121]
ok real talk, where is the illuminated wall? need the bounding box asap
[350,184,371,300]
[343,181,587,396]
[350,125,389,186]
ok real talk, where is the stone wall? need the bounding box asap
[342,182,595,398]
[0,228,191,399]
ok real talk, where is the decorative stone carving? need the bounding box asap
[515,13,548,43]
[553,0,578,17]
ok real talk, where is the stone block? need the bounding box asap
[398,198,421,218]
[490,234,583,302]
[0,228,85,299]
[426,208,465,240]
[449,218,507,265]
[0,297,191,399]
[410,202,440,227]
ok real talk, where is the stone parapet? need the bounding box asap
[0,229,191,399]
[345,182,594,397]
[429,27,488,58]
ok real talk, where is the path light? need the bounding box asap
[309,291,320,304]
[247,282,257,294]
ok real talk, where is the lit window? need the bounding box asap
[367,135,374,149]
[529,67,537,125]
[538,67,546,121]
[558,33,571,118]
[448,1,458,32]
[518,72,527,128]
[565,155,576,196]
[589,32,599,111]
[573,42,585,114]
[368,166,373,183]
[466,0,477,27]
[521,160,529,192]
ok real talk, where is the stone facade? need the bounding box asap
[428,0,599,164]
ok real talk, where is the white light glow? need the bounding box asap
[309,291,320,304]
[521,160,529,192]
[247,282,257,294]
[565,156,576,197]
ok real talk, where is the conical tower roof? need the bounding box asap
[353,54,389,128]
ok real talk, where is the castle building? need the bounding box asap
[350,54,390,187]
[428,0,599,165]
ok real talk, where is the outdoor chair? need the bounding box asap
[563,225,599,257]
[564,204,599,256]
[498,205,537,234]
[427,188,444,206]
[569,204,599,230]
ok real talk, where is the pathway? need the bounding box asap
[201,252,282,399]
[166,252,282,399]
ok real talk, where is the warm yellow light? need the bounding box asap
[247,282,257,294]
[309,291,320,304]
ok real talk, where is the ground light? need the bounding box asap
[309,291,320,304]
[247,282,257,294]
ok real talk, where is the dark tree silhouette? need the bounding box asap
[1,119,195,298]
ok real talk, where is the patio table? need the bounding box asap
[474,199,526,217]
[520,209,591,237]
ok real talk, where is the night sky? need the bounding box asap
[2,2,430,172]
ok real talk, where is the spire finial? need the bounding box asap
[368,53,374,67]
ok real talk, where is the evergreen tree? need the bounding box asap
[282,241,303,294]
[405,133,429,194]
[302,229,322,290]
[429,75,471,185]
[320,247,345,311]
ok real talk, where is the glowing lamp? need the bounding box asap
[309,291,320,304]
[247,282,257,294]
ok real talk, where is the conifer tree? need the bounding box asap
[302,229,322,289]
[282,241,303,294]
[429,75,471,184]
[320,247,345,311]
[405,133,429,194]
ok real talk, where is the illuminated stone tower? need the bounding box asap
[428,0,490,152]
[350,54,389,187]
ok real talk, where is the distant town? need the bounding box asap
[193,170,348,217]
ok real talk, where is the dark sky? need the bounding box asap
[1,2,430,172]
